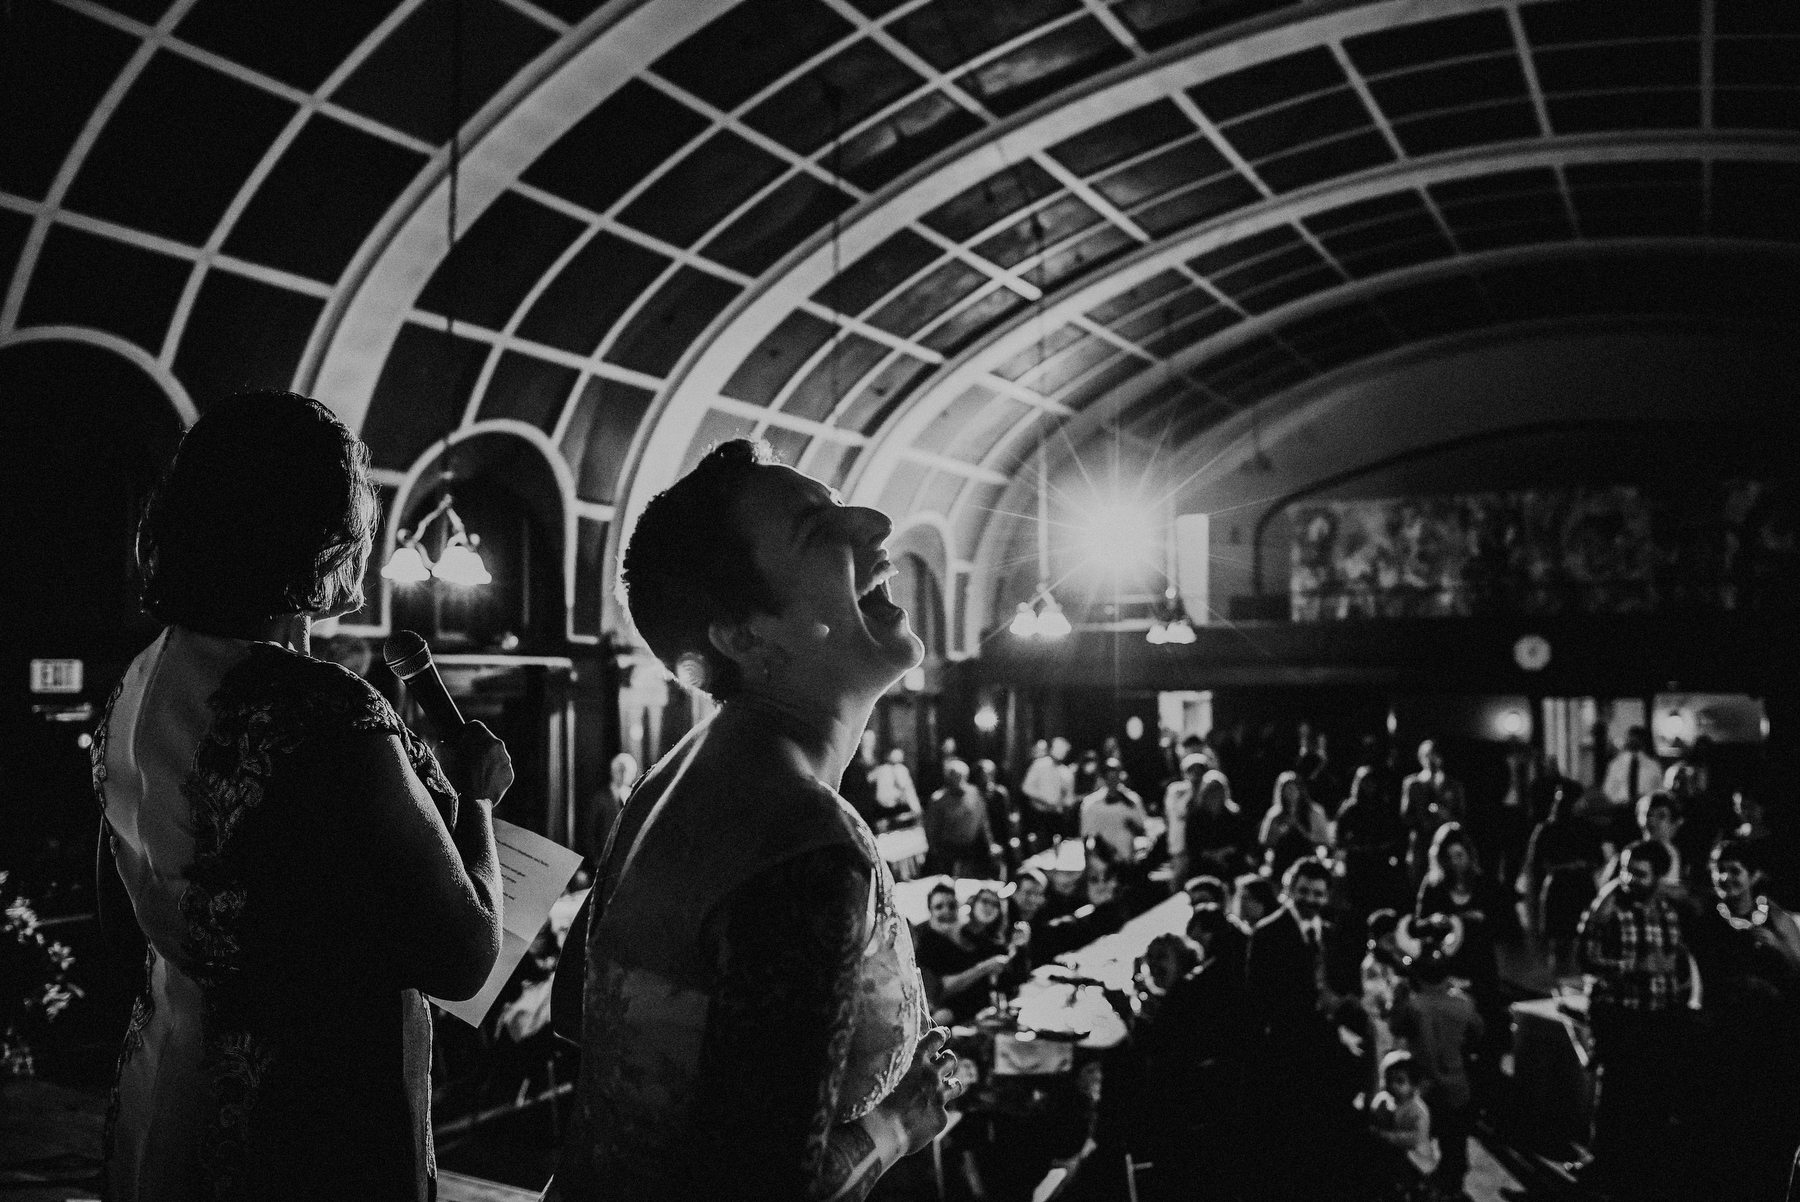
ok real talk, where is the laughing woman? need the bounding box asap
[552,440,957,1202]
[95,393,508,1202]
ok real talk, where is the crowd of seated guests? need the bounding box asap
[871,717,1797,1201]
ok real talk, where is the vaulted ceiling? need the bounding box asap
[5,0,1797,645]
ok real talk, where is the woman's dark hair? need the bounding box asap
[927,881,958,906]
[1184,875,1228,908]
[137,392,376,631]
[965,889,1004,939]
[1712,836,1768,878]
[1233,873,1277,917]
[1424,821,1480,886]
[1272,770,1307,814]
[1365,907,1401,943]
[1642,790,1684,823]
[619,439,781,700]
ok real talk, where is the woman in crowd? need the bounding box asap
[913,882,1011,1025]
[964,886,1032,992]
[1331,763,1409,922]
[1685,838,1800,1199]
[1260,770,1332,881]
[1183,767,1253,882]
[95,393,508,1201]
[1414,823,1510,1082]
[1035,847,1129,961]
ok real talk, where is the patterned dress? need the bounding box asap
[94,627,453,1202]
[553,713,927,1200]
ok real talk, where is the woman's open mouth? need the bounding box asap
[857,572,906,624]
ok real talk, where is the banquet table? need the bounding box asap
[1009,893,1193,1051]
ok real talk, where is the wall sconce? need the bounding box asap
[381,493,491,586]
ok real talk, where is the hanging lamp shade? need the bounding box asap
[432,539,491,586]
[380,543,431,583]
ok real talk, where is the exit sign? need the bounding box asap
[30,659,83,694]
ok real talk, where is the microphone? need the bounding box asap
[383,631,465,740]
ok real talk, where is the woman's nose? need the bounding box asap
[848,505,892,542]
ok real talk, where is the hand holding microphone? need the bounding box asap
[384,631,514,812]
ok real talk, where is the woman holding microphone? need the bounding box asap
[95,392,508,1202]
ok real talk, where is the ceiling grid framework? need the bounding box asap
[4,0,1798,646]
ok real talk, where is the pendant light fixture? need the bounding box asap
[381,492,491,586]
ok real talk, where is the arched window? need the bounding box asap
[896,553,945,662]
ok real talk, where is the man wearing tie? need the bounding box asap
[1601,725,1662,843]
[1401,739,1467,883]
[1246,858,1362,1194]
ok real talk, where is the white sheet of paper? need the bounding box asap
[429,817,584,1027]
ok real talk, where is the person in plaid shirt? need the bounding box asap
[1577,839,1690,1199]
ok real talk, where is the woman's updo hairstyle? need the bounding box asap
[138,391,378,632]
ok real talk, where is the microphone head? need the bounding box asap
[383,630,432,680]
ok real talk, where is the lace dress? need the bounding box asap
[94,627,455,1202]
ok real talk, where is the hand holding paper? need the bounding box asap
[430,818,584,1027]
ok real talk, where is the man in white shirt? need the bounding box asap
[1596,726,1662,847]
[1603,726,1662,808]
[871,747,921,820]
[1161,753,1206,882]
[1080,758,1147,863]
[1021,736,1076,843]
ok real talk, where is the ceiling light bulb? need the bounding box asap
[1166,618,1196,645]
[1146,621,1168,645]
[1010,602,1039,639]
[381,544,431,583]
[1036,598,1071,640]
[433,541,491,586]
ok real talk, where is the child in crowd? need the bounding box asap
[1368,1050,1439,1198]
[1391,917,1483,1201]
[1360,909,1406,1097]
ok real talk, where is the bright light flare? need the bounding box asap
[974,704,999,733]
[1075,498,1159,583]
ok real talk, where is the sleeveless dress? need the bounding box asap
[554,717,927,1200]
[93,627,454,1202]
